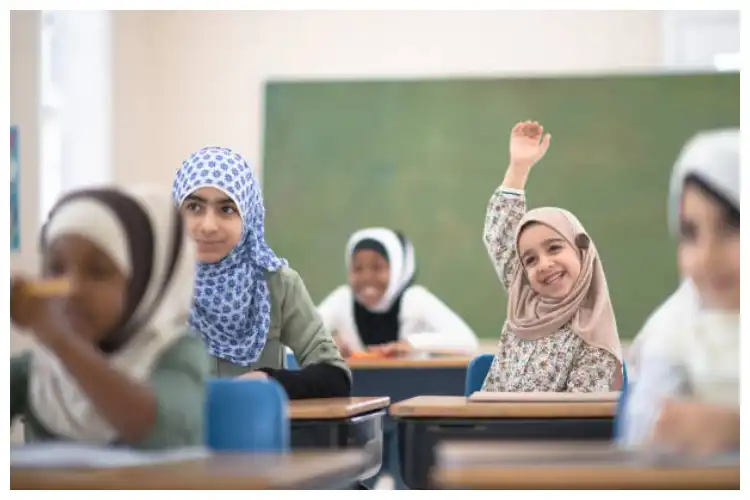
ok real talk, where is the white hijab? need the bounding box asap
[630,129,739,404]
[28,186,197,443]
[345,227,416,313]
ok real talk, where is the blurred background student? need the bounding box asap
[318,227,479,357]
[11,187,207,450]
[623,129,739,454]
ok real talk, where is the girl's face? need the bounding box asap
[678,182,740,310]
[349,249,390,308]
[43,235,128,343]
[180,187,243,263]
[517,222,582,299]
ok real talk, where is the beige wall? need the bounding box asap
[111,10,663,188]
[10,10,41,442]
[11,10,41,347]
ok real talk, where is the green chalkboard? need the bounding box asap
[262,73,739,340]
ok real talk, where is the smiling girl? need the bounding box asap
[481,121,623,393]
[318,228,478,357]
[172,146,351,400]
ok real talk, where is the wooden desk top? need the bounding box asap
[346,356,472,369]
[11,450,368,490]
[390,395,616,419]
[289,397,390,420]
[433,442,739,489]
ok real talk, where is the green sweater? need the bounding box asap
[10,334,210,450]
[210,268,350,371]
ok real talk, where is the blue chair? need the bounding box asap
[464,353,495,396]
[613,362,630,440]
[205,378,290,453]
[285,347,300,370]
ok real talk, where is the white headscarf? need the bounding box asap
[345,227,416,313]
[28,186,197,443]
[668,128,740,235]
[630,129,740,387]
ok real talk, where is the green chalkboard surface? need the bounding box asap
[262,73,739,339]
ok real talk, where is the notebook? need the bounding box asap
[468,391,621,403]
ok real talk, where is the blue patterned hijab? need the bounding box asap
[172,146,286,366]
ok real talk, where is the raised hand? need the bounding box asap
[509,120,551,172]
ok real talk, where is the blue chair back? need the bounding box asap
[285,347,300,370]
[613,361,629,440]
[464,353,495,396]
[205,378,290,453]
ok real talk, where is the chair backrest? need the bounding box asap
[613,361,630,440]
[205,378,290,453]
[464,353,495,396]
[284,346,300,370]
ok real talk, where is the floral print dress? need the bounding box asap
[481,186,618,392]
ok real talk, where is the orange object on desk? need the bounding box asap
[348,352,385,360]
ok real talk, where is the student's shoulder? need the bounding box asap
[155,330,211,374]
[401,284,439,305]
[634,281,697,356]
[265,265,303,291]
[322,284,352,303]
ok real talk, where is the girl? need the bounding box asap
[317,227,479,357]
[172,146,351,399]
[623,129,739,454]
[481,121,623,392]
[10,187,208,449]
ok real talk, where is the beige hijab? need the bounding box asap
[507,207,623,385]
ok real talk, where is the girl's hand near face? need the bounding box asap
[10,276,72,347]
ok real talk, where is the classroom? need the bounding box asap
[9,8,741,491]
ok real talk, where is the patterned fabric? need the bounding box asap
[481,187,618,392]
[173,146,287,366]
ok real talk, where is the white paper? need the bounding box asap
[10,443,211,469]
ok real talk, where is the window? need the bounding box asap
[40,12,62,222]
[661,11,740,71]
[39,11,112,222]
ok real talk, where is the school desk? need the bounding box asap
[390,395,617,489]
[347,356,471,402]
[432,441,740,489]
[11,449,369,490]
[289,396,390,480]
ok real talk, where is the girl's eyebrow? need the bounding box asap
[185,194,234,205]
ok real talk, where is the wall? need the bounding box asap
[10,9,41,442]
[111,10,664,187]
[10,11,41,345]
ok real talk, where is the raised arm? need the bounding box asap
[484,121,551,290]
[483,189,527,290]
